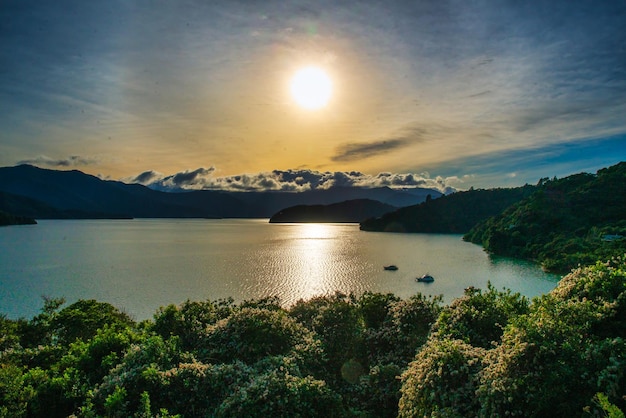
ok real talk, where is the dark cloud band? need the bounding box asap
[17,155,99,167]
[332,139,410,162]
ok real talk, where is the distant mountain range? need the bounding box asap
[0,165,441,219]
[269,199,397,223]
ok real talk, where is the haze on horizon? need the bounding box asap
[1,0,625,192]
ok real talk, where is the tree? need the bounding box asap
[399,338,486,417]
[51,299,134,345]
[434,284,529,349]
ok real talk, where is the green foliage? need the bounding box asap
[51,299,134,345]
[465,162,626,272]
[591,393,625,418]
[0,315,20,352]
[355,363,403,418]
[159,360,253,416]
[358,292,400,329]
[394,257,626,417]
[1,257,624,417]
[0,364,33,418]
[361,185,536,233]
[216,368,346,417]
[104,386,128,418]
[399,338,486,417]
[199,307,319,366]
[289,293,365,382]
[18,296,65,348]
[477,259,626,416]
[434,283,529,348]
[151,298,235,353]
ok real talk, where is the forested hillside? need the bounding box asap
[465,162,626,272]
[360,186,536,233]
[1,258,624,417]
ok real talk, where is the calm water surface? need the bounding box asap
[0,219,560,320]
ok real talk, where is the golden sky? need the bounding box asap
[1,0,625,191]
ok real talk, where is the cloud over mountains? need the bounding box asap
[124,167,456,194]
[18,155,100,168]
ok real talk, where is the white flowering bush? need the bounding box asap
[398,338,486,417]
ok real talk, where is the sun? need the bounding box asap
[290,67,333,110]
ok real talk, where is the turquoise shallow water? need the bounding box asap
[0,219,560,320]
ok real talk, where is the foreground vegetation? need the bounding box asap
[1,257,625,417]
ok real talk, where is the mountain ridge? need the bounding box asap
[0,165,440,219]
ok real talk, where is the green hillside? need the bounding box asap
[464,162,626,272]
[360,186,536,233]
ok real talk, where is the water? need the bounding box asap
[0,219,560,320]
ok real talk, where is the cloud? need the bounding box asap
[17,155,100,167]
[167,167,216,186]
[128,170,163,185]
[416,134,626,189]
[332,139,411,162]
[125,167,457,194]
[125,167,216,191]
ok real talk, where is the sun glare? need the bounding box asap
[290,67,333,110]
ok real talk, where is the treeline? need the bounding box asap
[1,258,625,417]
[360,186,536,233]
[0,209,36,227]
[465,162,626,272]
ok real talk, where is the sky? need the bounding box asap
[1,0,625,193]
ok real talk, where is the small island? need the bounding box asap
[269,199,396,223]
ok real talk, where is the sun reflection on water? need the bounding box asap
[288,223,341,301]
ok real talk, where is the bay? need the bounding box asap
[0,219,560,320]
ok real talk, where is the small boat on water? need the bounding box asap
[416,274,434,283]
[384,265,399,271]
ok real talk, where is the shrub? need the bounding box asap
[398,338,486,417]
[151,298,234,351]
[289,293,366,382]
[51,299,134,345]
[199,308,319,366]
[434,283,529,349]
[477,259,626,416]
[216,368,345,417]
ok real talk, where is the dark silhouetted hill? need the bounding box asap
[360,187,536,233]
[269,199,397,223]
[0,165,239,218]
